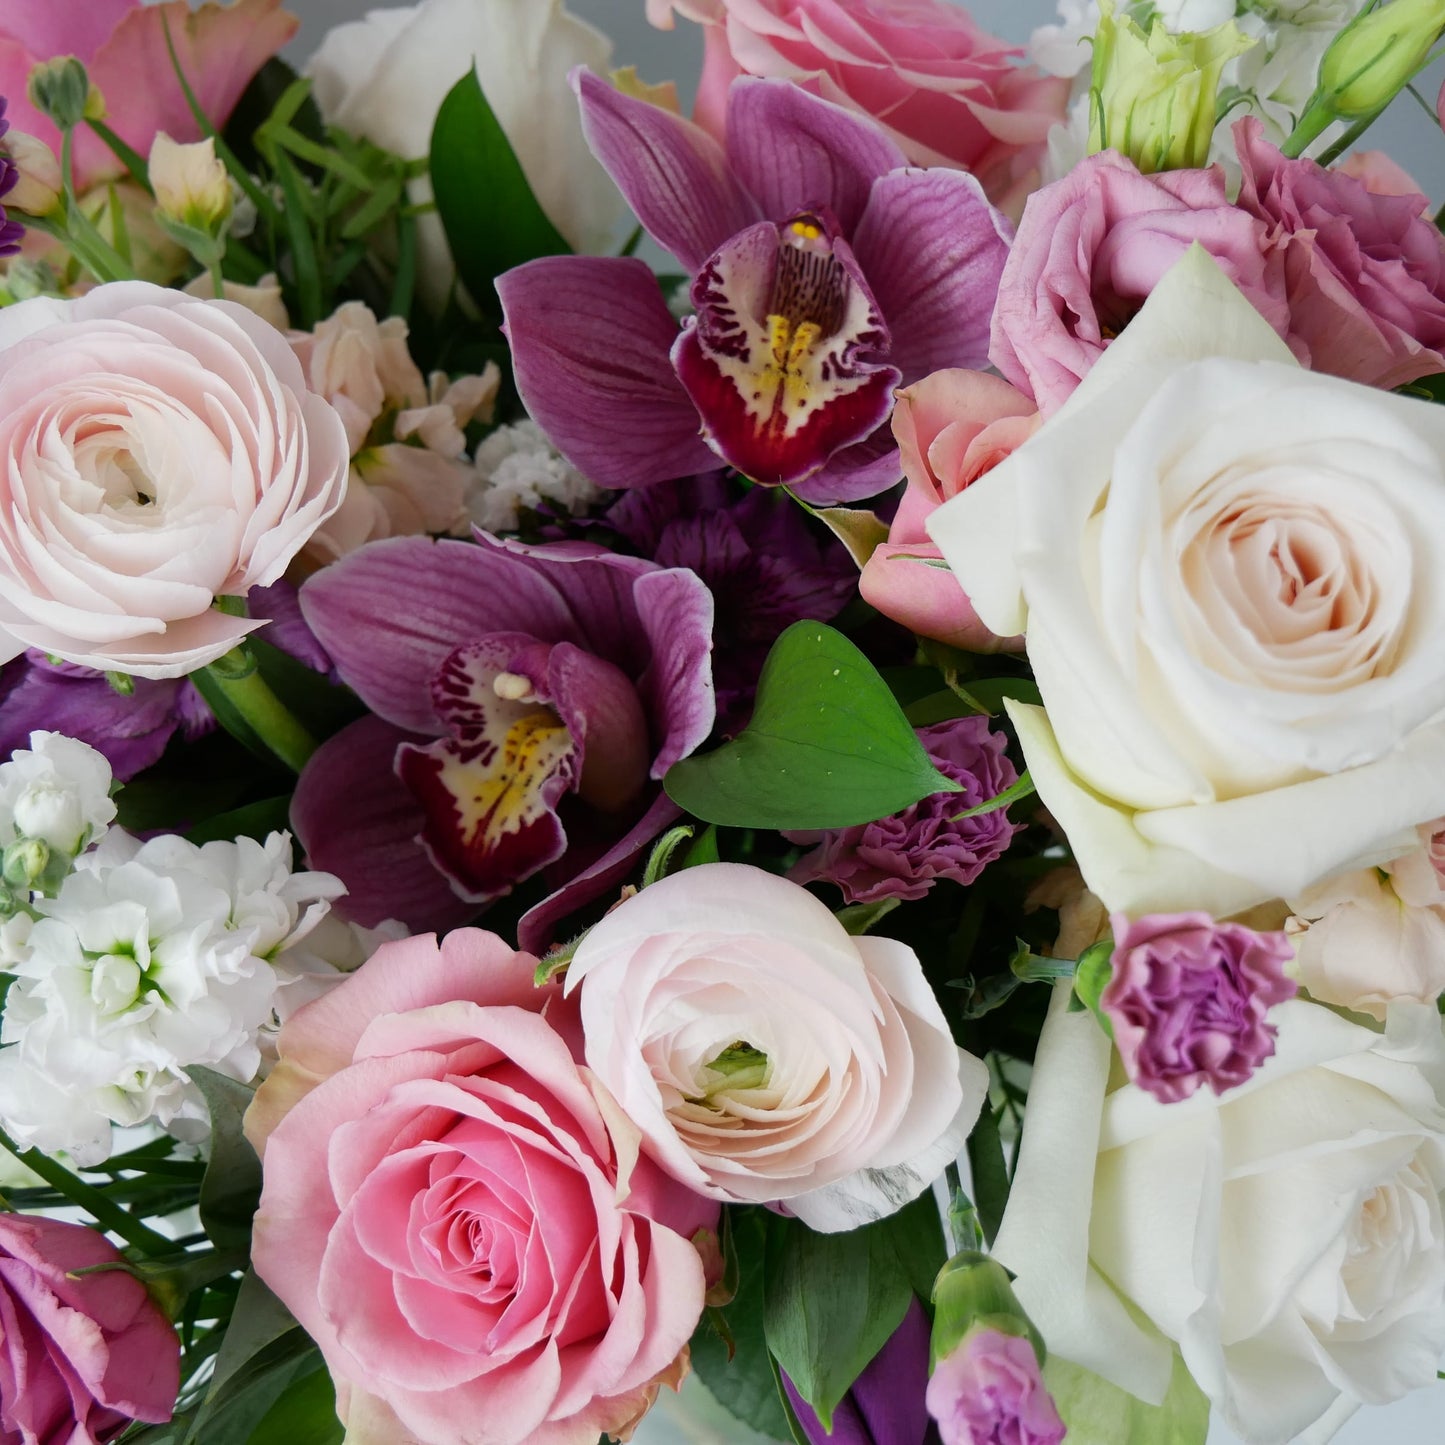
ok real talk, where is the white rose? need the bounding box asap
[994,984,1445,1444]
[564,863,987,1232]
[305,0,625,304]
[930,248,1445,919]
[0,731,115,856]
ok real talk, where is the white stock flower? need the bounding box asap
[466,418,600,534]
[930,248,1445,919]
[564,863,987,1232]
[994,985,1445,1444]
[0,732,115,856]
[0,829,346,1164]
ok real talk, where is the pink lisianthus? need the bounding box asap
[246,928,718,1445]
[926,1328,1066,1445]
[1103,912,1298,1105]
[989,150,1293,415]
[1235,117,1445,390]
[860,369,1035,650]
[0,1213,179,1444]
[0,0,296,196]
[649,0,1068,214]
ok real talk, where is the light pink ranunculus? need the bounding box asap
[1235,117,1445,391]
[0,282,349,678]
[0,1213,179,1444]
[247,928,717,1445]
[564,863,988,1233]
[649,0,1068,214]
[989,150,1292,415]
[860,369,1035,649]
[0,0,296,196]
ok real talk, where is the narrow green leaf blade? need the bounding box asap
[192,1068,262,1251]
[665,622,961,830]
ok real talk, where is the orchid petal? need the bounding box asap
[498,255,717,490]
[724,77,906,232]
[630,569,717,775]
[851,168,1011,383]
[573,66,758,271]
[787,428,904,506]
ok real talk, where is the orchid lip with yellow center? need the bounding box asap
[672,212,901,486]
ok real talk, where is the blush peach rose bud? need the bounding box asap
[2,131,61,216]
[148,133,231,233]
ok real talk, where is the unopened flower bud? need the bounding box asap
[3,838,50,890]
[2,132,62,217]
[13,783,88,855]
[930,1252,1043,1365]
[148,134,232,234]
[27,56,93,132]
[1319,0,1445,118]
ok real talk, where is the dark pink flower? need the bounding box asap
[1103,912,1297,1105]
[926,1329,1065,1445]
[0,1213,179,1444]
[1235,117,1445,390]
[787,717,1021,903]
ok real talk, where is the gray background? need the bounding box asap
[276,1,1441,1440]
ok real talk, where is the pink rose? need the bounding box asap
[1235,117,1445,390]
[989,150,1293,415]
[649,0,1067,213]
[0,1213,179,1444]
[0,283,349,677]
[247,929,718,1445]
[860,369,1035,649]
[0,0,295,195]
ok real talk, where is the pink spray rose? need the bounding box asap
[926,1328,1066,1445]
[989,150,1292,415]
[247,928,718,1445]
[0,282,349,677]
[648,0,1068,213]
[0,0,296,195]
[1235,116,1445,390]
[0,1213,179,1444]
[1102,912,1298,1105]
[859,368,1036,650]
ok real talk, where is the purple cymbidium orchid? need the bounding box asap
[499,74,1011,505]
[291,533,715,948]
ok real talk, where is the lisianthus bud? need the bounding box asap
[148,134,232,233]
[926,1327,1067,1445]
[1087,0,1255,172]
[3,131,61,217]
[1318,0,1445,118]
[26,56,93,131]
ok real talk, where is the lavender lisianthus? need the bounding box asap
[0,97,26,254]
[925,1328,1066,1445]
[1103,912,1298,1105]
[788,717,1021,903]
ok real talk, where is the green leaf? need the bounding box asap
[1044,1352,1209,1445]
[185,796,293,847]
[192,1069,262,1251]
[244,1363,342,1445]
[762,1214,914,1430]
[966,1103,1010,1247]
[683,825,721,868]
[834,897,901,937]
[950,769,1034,822]
[429,69,570,317]
[665,623,961,830]
[876,1190,949,1308]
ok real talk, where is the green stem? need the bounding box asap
[207,257,225,299]
[1279,97,1337,158]
[201,664,316,773]
[1313,106,1391,167]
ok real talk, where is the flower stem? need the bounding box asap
[200,661,317,774]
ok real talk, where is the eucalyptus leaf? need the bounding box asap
[192,1069,262,1251]
[665,623,961,830]
[1043,1352,1209,1445]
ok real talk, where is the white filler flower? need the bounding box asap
[0,731,115,858]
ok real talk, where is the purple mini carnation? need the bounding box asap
[787,717,1022,903]
[926,1329,1066,1445]
[1103,912,1297,1105]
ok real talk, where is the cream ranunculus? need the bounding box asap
[0,283,349,678]
[929,246,1445,919]
[305,0,625,303]
[563,863,987,1232]
[994,984,1445,1444]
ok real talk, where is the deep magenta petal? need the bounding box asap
[498,255,718,490]
[292,716,479,932]
[573,67,759,271]
[725,78,906,233]
[545,644,651,812]
[786,428,905,506]
[851,168,1011,383]
[629,570,716,777]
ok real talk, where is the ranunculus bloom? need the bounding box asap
[993,985,1445,1444]
[1102,912,1297,1104]
[788,717,1022,903]
[989,149,1291,415]
[859,369,1037,650]
[932,247,1445,920]
[1235,116,1445,390]
[292,534,714,946]
[0,1213,179,1443]
[247,928,716,1445]
[0,0,294,195]
[564,863,987,1231]
[0,284,349,678]
[650,0,1067,214]
[926,1328,1065,1445]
